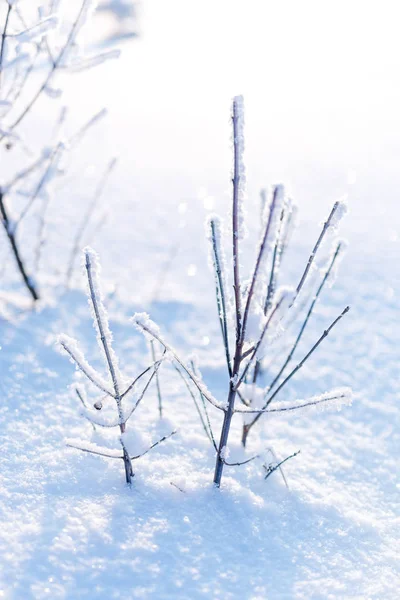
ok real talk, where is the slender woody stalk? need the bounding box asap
[0,189,39,301]
[85,250,133,483]
[213,97,246,487]
[241,306,349,445]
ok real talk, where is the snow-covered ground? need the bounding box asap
[1,1,399,598]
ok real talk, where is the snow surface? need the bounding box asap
[1,1,400,599]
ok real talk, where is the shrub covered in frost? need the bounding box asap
[58,247,175,485]
[133,96,352,488]
[0,1,119,302]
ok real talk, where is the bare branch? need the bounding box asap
[208,217,232,377]
[151,340,163,418]
[264,450,300,481]
[295,201,341,299]
[174,363,216,449]
[120,365,152,400]
[130,430,177,460]
[66,442,122,459]
[265,243,342,395]
[0,189,39,301]
[133,318,226,412]
[59,338,114,398]
[223,453,259,466]
[124,353,166,422]
[240,185,280,345]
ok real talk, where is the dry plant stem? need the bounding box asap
[241,306,350,445]
[0,189,39,301]
[240,185,279,346]
[190,359,217,450]
[173,364,215,447]
[75,387,96,431]
[59,340,114,397]
[213,98,246,487]
[264,450,300,481]
[124,355,165,422]
[236,299,282,389]
[295,201,339,298]
[134,322,224,411]
[264,205,285,314]
[120,365,152,400]
[210,219,232,376]
[85,251,133,483]
[16,144,62,229]
[265,242,342,397]
[0,2,12,89]
[150,340,163,418]
[67,431,176,460]
[5,0,89,135]
[231,99,242,344]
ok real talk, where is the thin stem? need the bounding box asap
[295,201,339,298]
[264,205,286,314]
[85,247,133,486]
[129,430,177,460]
[235,298,282,389]
[264,450,300,481]
[133,321,225,411]
[151,340,163,418]
[240,185,279,345]
[223,453,259,466]
[120,365,152,400]
[265,242,342,396]
[0,3,12,89]
[6,0,89,133]
[232,98,242,343]
[66,443,122,459]
[266,391,349,413]
[124,353,166,422]
[75,387,96,430]
[245,306,350,433]
[0,189,39,301]
[174,364,215,448]
[210,218,232,377]
[59,340,114,397]
[190,359,217,450]
[85,250,122,420]
[15,144,61,229]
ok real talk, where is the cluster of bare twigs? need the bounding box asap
[59,247,175,484]
[133,96,352,488]
[0,1,119,302]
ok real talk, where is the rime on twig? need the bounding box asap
[59,248,174,485]
[132,96,351,489]
[0,188,39,301]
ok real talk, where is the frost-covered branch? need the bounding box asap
[207,216,232,377]
[132,313,225,412]
[0,188,39,301]
[173,363,216,448]
[59,248,170,486]
[129,430,177,460]
[263,450,300,481]
[294,201,347,300]
[265,242,343,396]
[150,340,163,418]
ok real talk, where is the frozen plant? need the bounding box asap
[133,96,352,488]
[0,1,120,302]
[58,247,175,485]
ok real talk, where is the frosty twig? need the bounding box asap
[59,248,173,485]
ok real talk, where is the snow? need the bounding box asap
[0,1,399,599]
